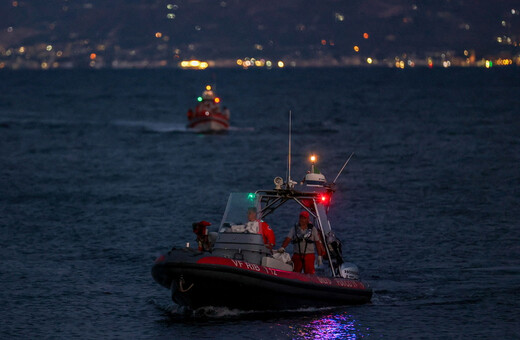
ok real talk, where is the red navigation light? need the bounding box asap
[319,193,330,205]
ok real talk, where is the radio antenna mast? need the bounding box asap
[287,110,292,188]
[333,152,354,184]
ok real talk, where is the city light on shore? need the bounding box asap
[180,60,209,69]
[0,2,518,70]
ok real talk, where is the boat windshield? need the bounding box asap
[219,192,260,232]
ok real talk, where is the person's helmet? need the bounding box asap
[339,262,360,280]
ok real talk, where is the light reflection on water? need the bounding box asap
[289,312,368,339]
[161,304,371,339]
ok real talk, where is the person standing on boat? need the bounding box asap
[245,207,276,250]
[278,211,325,275]
[192,221,212,252]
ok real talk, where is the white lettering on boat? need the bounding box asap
[245,262,261,271]
[317,277,332,285]
[333,279,364,289]
[231,259,244,268]
[229,259,277,275]
[263,267,278,276]
[335,279,352,287]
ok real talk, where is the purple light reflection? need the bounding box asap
[290,313,368,339]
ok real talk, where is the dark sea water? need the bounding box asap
[1,68,519,339]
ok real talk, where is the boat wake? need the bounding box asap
[228,126,255,132]
[153,299,341,320]
[112,120,189,133]
[113,120,255,134]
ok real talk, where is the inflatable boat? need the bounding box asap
[152,155,372,311]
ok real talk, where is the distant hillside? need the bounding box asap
[1,0,518,62]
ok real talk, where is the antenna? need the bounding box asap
[332,152,354,184]
[287,110,292,187]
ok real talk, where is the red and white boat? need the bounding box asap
[152,154,372,311]
[186,85,230,133]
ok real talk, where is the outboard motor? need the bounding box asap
[339,262,360,280]
[326,231,344,266]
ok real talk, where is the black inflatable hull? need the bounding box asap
[152,249,372,310]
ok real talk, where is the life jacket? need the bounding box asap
[291,223,317,257]
[291,223,315,244]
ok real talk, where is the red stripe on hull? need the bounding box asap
[188,117,229,131]
[197,256,367,290]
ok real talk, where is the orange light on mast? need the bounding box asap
[310,155,317,163]
[214,97,220,103]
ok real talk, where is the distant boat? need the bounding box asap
[187,85,230,133]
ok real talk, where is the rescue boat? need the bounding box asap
[186,85,230,133]
[152,155,373,311]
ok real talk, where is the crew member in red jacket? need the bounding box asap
[245,207,275,250]
[192,220,212,252]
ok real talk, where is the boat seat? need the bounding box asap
[262,256,293,272]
